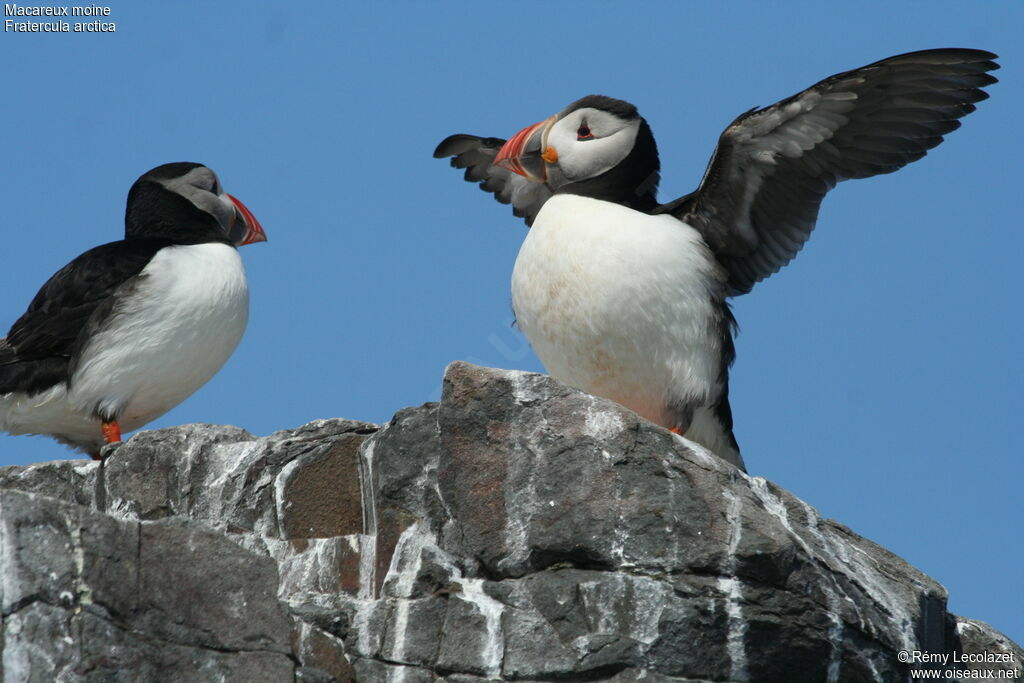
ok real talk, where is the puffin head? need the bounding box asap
[125,162,267,247]
[494,95,660,209]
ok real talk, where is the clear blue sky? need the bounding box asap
[3,1,1020,645]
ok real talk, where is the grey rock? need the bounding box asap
[379,596,446,668]
[293,617,356,681]
[352,658,434,682]
[102,419,375,537]
[955,616,1024,675]
[0,489,294,682]
[0,361,1019,682]
[0,458,100,508]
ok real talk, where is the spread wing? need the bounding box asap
[0,239,169,395]
[433,134,553,227]
[656,48,999,296]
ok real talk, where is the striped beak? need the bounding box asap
[494,115,557,182]
[227,194,267,246]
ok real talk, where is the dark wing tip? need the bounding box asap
[884,47,999,63]
[434,134,506,159]
[430,133,468,156]
[948,47,999,63]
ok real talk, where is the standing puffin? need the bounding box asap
[0,162,266,458]
[434,48,998,471]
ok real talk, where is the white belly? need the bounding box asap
[511,194,726,429]
[1,243,249,451]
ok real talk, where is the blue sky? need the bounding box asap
[3,1,1021,645]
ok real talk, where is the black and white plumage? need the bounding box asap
[434,48,999,471]
[0,162,267,458]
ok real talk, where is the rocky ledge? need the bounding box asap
[0,362,1019,682]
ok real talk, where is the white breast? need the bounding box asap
[511,194,725,429]
[72,242,250,429]
[1,243,250,450]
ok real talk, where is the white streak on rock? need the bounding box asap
[799,500,916,654]
[359,440,378,537]
[389,600,412,666]
[352,597,379,658]
[675,433,729,473]
[506,369,543,404]
[256,536,353,598]
[750,478,811,555]
[358,439,378,600]
[386,525,426,597]
[274,456,302,539]
[579,574,667,645]
[387,665,410,683]
[2,612,38,680]
[344,535,360,553]
[611,504,627,567]
[661,458,680,567]
[1,496,18,611]
[751,477,845,681]
[719,487,748,682]
[825,589,843,683]
[582,403,624,441]
[383,523,427,664]
[68,518,92,609]
[604,447,628,567]
[500,429,537,574]
[105,499,136,522]
[457,578,504,678]
[865,656,882,683]
[203,441,263,518]
[71,462,96,477]
[358,533,376,601]
[629,579,669,645]
[717,576,748,681]
[722,487,742,567]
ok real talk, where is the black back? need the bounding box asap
[0,161,227,397]
[0,239,173,395]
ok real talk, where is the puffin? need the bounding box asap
[434,48,998,471]
[0,162,266,458]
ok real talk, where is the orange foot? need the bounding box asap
[670,426,685,436]
[102,420,121,444]
[94,421,122,460]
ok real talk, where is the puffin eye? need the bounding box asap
[577,125,594,141]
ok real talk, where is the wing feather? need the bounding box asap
[1,239,169,394]
[433,134,552,227]
[657,48,998,295]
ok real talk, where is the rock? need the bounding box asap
[0,458,100,508]
[0,362,1019,681]
[955,617,1024,677]
[0,489,295,681]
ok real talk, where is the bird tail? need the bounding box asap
[0,339,66,396]
[686,402,745,472]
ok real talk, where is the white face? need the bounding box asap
[545,107,641,184]
[160,166,236,232]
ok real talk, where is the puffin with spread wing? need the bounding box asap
[435,49,998,470]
